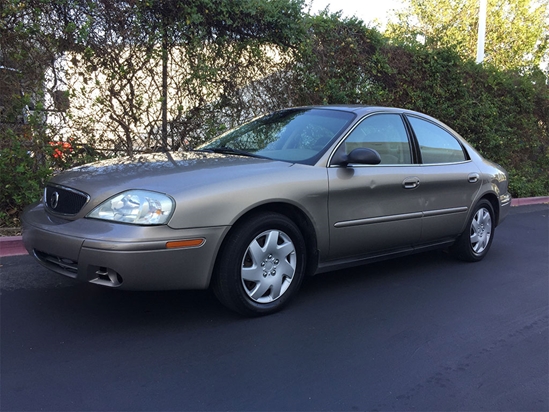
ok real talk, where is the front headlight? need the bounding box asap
[87,190,174,225]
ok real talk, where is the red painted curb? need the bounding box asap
[1,197,548,258]
[0,236,28,258]
[511,197,549,207]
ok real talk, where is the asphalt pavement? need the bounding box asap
[0,203,548,411]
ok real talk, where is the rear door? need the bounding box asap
[405,115,481,244]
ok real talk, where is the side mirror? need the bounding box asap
[333,147,381,166]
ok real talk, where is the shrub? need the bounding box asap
[0,129,52,228]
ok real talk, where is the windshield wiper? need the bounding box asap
[195,146,267,159]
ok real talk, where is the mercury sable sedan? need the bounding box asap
[22,106,511,315]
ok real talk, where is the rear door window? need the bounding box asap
[407,116,467,164]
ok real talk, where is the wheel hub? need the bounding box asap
[261,254,280,277]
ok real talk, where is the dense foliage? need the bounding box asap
[1,3,548,228]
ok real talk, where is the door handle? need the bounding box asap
[403,177,420,189]
[468,173,480,183]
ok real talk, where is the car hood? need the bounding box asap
[50,151,293,204]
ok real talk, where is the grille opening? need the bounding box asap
[34,250,78,277]
[45,185,89,215]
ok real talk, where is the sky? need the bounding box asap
[305,0,406,29]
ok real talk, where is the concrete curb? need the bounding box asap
[1,197,548,258]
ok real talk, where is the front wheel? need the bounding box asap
[212,212,307,316]
[451,199,495,262]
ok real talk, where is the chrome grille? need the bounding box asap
[44,185,89,215]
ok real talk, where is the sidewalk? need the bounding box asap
[1,196,548,259]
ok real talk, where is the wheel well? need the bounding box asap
[217,203,319,277]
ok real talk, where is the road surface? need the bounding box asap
[1,205,547,411]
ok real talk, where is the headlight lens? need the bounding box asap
[87,190,174,225]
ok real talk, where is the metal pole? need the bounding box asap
[476,0,487,63]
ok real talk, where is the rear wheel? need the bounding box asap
[212,212,307,316]
[452,199,495,262]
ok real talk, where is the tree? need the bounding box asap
[386,0,549,70]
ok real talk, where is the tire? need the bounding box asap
[212,212,307,316]
[451,199,495,262]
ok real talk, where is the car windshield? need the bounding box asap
[197,108,355,164]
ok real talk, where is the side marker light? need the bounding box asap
[165,239,205,249]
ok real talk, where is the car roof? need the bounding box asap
[301,105,446,124]
[301,105,419,116]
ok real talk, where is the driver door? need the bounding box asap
[327,113,424,260]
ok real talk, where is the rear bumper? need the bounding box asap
[22,202,229,290]
[498,192,512,225]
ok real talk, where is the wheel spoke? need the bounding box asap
[276,241,295,258]
[241,266,264,282]
[270,277,283,300]
[250,280,271,301]
[277,259,295,278]
[472,240,481,253]
[480,236,488,251]
[247,239,264,265]
[264,230,280,254]
[481,209,490,225]
[470,232,480,245]
[471,218,480,233]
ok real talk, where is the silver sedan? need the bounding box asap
[22,106,511,315]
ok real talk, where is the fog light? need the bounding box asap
[93,267,123,286]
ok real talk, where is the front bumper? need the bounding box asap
[22,202,229,290]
